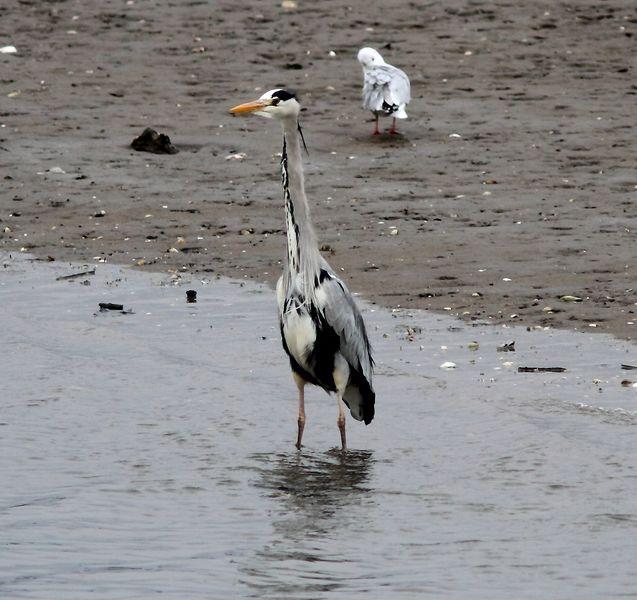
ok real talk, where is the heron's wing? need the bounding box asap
[363,65,411,110]
[316,270,374,382]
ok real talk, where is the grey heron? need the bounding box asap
[357,47,411,135]
[229,89,375,451]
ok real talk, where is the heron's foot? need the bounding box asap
[372,129,380,136]
[295,416,305,450]
[388,128,400,135]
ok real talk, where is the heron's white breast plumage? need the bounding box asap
[282,309,316,370]
[278,274,317,372]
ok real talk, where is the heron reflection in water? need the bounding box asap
[241,450,375,593]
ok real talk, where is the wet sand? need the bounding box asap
[1,0,636,339]
[2,253,637,598]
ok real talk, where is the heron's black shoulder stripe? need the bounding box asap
[314,268,331,288]
[273,89,296,101]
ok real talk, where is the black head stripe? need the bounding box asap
[272,89,296,101]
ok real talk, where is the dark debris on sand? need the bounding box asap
[131,128,178,154]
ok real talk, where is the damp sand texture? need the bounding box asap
[1,0,636,338]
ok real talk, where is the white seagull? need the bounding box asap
[357,47,411,135]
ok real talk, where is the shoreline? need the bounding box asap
[1,0,635,340]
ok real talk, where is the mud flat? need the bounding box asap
[1,0,636,339]
[1,253,636,598]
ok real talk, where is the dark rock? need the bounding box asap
[131,128,178,154]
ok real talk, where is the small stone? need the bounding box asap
[131,128,178,154]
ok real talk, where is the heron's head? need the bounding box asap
[357,47,385,68]
[229,89,300,120]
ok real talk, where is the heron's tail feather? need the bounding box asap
[342,368,375,425]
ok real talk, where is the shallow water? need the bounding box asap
[1,254,636,599]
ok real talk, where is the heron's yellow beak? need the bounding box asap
[228,99,271,114]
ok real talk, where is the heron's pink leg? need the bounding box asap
[389,117,399,135]
[373,114,380,136]
[295,379,306,450]
[337,395,347,450]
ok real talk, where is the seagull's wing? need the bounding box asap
[362,66,394,111]
[363,65,411,111]
[386,65,411,106]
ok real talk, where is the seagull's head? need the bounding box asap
[357,47,385,68]
[229,89,300,120]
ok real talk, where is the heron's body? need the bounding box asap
[357,47,411,135]
[230,89,375,449]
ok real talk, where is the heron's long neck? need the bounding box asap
[281,117,320,286]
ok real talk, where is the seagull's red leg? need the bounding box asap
[337,395,347,450]
[294,376,306,450]
[373,114,380,136]
[389,117,399,135]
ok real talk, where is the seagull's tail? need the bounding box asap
[394,105,408,119]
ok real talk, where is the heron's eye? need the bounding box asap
[271,98,280,106]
